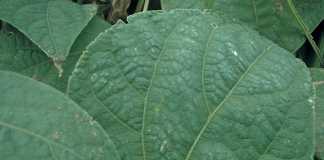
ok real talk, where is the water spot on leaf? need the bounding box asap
[57,106,62,110]
[92,130,97,137]
[75,113,81,121]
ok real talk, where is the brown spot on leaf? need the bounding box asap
[75,113,81,120]
[53,58,64,77]
[314,81,324,86]
[52,131,60,140]
[32,74,41,81]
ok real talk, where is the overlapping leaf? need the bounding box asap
[311,68,324,159]
[0,0,97,62]
[0,17,110,91]
[161,0,324,53]
[68,10,314,160]
[0,71,120,160]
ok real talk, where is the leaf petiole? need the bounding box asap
[287,0,322,65]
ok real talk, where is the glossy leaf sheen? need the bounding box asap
[68,10,314,160]
[0,71,120,160]
[0,0,97,61]
[0,17,110,91]
[311,68,324,159]
[161,0,324,53]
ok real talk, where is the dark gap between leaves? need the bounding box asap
[124,0,161,23]
[127,0,139,15]
[147,0,161,10]
[296,20,324,67]
[314,155,322,160]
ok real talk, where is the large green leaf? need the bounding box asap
[161,0,324,53]
[311,68,324,159]
[0,17,110,92]
[68,10,314,160]
[0,0,97,62]
[0,71,120,160]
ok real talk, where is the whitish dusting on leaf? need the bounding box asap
[52,131,61,140]
[314,81,324,86]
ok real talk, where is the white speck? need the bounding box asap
[52,131,60,140]
[100,72,110,77]
[92,131,97,137]
[98,147,104,153]
[202,9,209,14]
[159,140,168,152]
[89,117,96,126]
[75,113,80,118]
[233,51,238,56]
[210,23,218,28]
[90,73,99,82]
[98,78,107,84]
[308,98,314,104]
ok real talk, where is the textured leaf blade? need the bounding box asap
[311,68,324,159]
[0,0,97,61]
[68,10,314,160]
[0,71,120,160]
[161,0,324,53]
[0,17,110,91]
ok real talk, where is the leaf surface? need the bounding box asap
[68,10,314,160]
[0,71,120,160]
[161,0,324,53]
[0,0,97,61]
[0,17,110,91]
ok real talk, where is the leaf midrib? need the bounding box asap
[141,15,192,160]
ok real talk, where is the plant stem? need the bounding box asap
[287,0,322,65]
[136,0,145,12]
[143,0,150,11]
